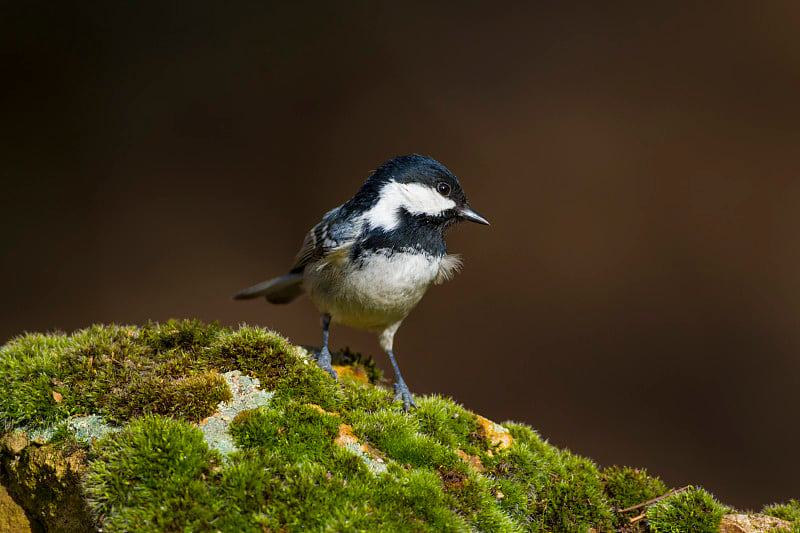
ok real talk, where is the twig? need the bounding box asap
[617,485,692,514]
[629,513,646,523]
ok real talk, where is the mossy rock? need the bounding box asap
[0,320,796,532]
[1,441,93,532]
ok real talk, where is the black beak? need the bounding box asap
[458,206,490,225]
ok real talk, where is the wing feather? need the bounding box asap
[290,206,361,272]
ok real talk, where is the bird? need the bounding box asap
[233,154,489,409]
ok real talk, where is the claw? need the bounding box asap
[315,347,338,381]
[393,381,418,411]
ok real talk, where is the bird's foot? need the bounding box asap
[315,347,338,381]
[393,380,418,411]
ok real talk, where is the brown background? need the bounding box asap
[2,2,798,509]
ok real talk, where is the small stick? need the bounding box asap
[629,513,646,523]
[617,485,692,514]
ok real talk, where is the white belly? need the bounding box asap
[304,251,440,332]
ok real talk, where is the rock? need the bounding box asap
[475,415,513,450]
[0,431,29,456]
[720,513,793,533]
[198,370,275,457]
[0,482,33,533]
[3,444,93,533]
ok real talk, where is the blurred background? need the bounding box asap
[2,2,798,510]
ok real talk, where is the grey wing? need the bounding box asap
[290,206,359,272]
[290,221,324,272]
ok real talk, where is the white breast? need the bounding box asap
[304,250,442,332]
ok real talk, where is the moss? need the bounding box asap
[348,407,460,469]
[47,422,73,445]
[602,466,668,510]
[645,486,726,533]
[137,319,222,353]
[113,370,231,423]
[414,395,484,454]
[602,465,668,529]
[482,421,613,532]
[0,321,236,428]
[207,326,341,410]
[437,464,520,532]
[0,331,74,428]
[0,321,387,432]
[233,453,469,532]
[228,401,341,464]
[84,414,222,532]
[85,414,473,532]
[764,499,800,522]
[763,500,800,532]
[3,320,793,532]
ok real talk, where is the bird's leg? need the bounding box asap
[316,313,337,380]
[387,349,417,410]
[379,324,417,410]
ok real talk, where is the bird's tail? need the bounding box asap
[232,272,304,304]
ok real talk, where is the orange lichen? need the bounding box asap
[332,365,370,384]
[456,449,484,472]
[334,423,386,463]
[307,403,338,417]
[475,415,513,450]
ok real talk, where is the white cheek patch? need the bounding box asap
[364,181,457,230]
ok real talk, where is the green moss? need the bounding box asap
[207,326,340,410]
[229,401,340,464]
[85,414,474,532]
[348,407,460,469]
[137,319,222,353]
[84,414,222,532]
[763,500,800,531]
[0,321,392,432]
[438,464,520,532]
[113,369,231,423]
[646,486,726,533]
[0,331,74,428]
[602,465,668,528]
[335,371,393,412]
[0,321,237,428]
[414,395,484,454]
[6,320,788,532]
[47,422,73,445]
[602,465,668,510]
[483,421,613,532]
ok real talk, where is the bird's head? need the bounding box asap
[357,154,489,231]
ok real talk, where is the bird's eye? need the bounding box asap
[436,182,451,196]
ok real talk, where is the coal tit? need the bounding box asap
[233,154,489,409]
